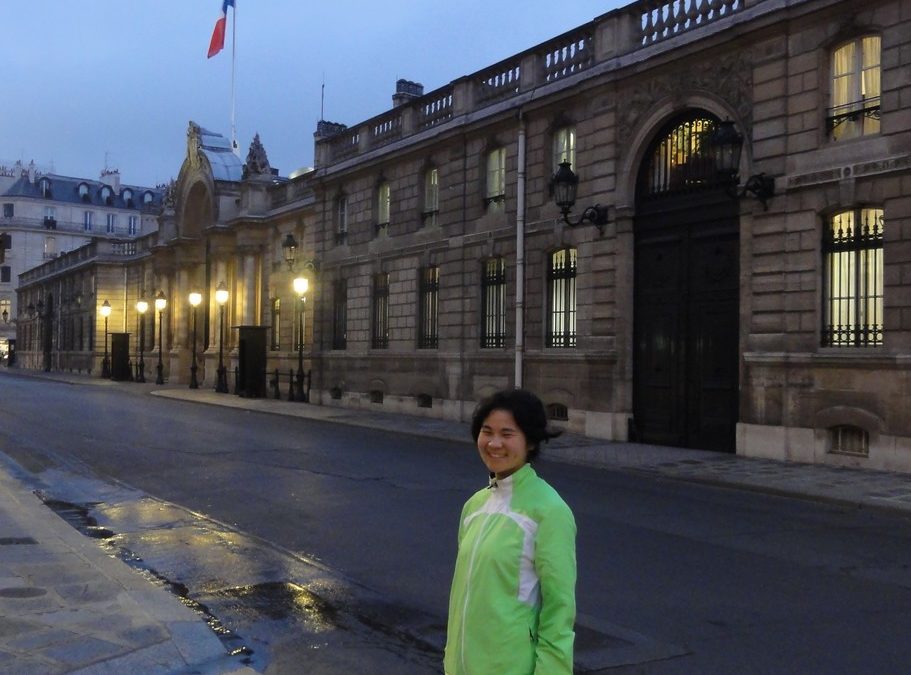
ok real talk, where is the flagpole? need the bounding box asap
[231,1,237,153]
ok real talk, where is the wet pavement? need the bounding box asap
[2,367,911,673]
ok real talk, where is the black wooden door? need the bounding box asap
[633,201,739,452]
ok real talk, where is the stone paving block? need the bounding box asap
[6,626,80,651]
[167,619,227,663]
[41,634,129,670]
[0,648,61,675]
[54,581,124,604]
[0,615,40,639]
[68,640,186,675]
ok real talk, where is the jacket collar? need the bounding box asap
[487,462,534,490]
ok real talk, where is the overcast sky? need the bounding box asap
[3,1,627,188]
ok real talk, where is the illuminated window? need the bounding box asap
[553,126,576,171]
[481,257,506,348]
[418,266,439,349]
[547,247,577,348]
[376,182,390,234]
[641,116,717,196]
[822,208,883,347]
[423,168,439,228]
[829,36,881,141]
[485,147,506,210]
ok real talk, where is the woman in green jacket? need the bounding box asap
[445,389,577,675]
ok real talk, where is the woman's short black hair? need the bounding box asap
[471,388,561,462]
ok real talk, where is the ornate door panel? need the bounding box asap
[633,111,740,453]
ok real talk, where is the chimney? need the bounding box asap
[27,160,36,184]
[100,168,121,195]
[392,79,424,108]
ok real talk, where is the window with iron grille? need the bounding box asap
[640,116,718,198]
[335,195,348,244]
[828,425,869,456]
[822,208,883,347]
[481,257,506,348]
[270,298,280,351]
[372,273,389,349]
[828,36,881,141]
[418,266,439,349]
[547,247,577,348]
[332,278,347,350]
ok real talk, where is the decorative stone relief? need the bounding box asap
[244,133,272,177]
[187,121,202,171]
[617,49,754,148]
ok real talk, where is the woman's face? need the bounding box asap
[477,408,530,479]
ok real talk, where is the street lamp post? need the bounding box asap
[37,299,49,372]
[136,296,148,383]
[293,275,309,402]
[155,290,167,385]
[188,291,202,389]
[215,281,229,393]
[100,300,111,378]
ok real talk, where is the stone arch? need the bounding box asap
[178,179,215,240]
[615,93,752,212]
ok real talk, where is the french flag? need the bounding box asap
[207,0,235,59]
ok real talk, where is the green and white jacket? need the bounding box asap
[444,463,577,675]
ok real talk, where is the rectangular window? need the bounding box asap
[106,213,116,233]
[336,196,348,244]
[128,216,138,236]
[270,298,280,351]
[547,247,577,348]
[481,258,507,348]
[376,182,390,234]
[554,126,576,170]
[3,203,12,218]
[44,236,56,259]
[423,168,439,228]
[0,298,10,320]
[372,273,389,349]
[829,36,881,141]
[0,266,10,283]
[418,266,439,349]
[822,208,884,347]
[83,211,94,231]
[332,279,347,350]
[485,147,506,210]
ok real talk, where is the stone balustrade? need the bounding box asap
[315,0,754,167]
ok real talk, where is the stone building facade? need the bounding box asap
[1,162,161,361]
[16,0,911,472]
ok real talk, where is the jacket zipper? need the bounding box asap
[459,500,499,673]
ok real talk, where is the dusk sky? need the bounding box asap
[3,1,627,189]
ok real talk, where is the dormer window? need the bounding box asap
[78,183,90,202]
[39,177,51,198]
[100,186,113,205]
[143,191,154,205]
[122,188,133,207]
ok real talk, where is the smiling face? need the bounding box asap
[476,409,531,479]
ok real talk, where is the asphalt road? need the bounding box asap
[3,373,911,673]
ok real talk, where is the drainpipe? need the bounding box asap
[515,113,526,389]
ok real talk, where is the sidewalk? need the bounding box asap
[3,368,911,673]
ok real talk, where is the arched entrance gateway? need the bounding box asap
[632,111,740,452]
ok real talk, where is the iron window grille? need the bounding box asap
[822,208,884,347]
[423,168,439,228]
[547,247,577,348]
[481,258,507,348]
[372,273,389,349]
[418,266,439,349]
[332,278,347,350]
[640,116,721,199]
[376,182,391,235]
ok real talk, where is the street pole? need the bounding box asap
[100,300,111,378]
[155,291,166,385]
[189,292,201,389]
[215,281,229,394]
